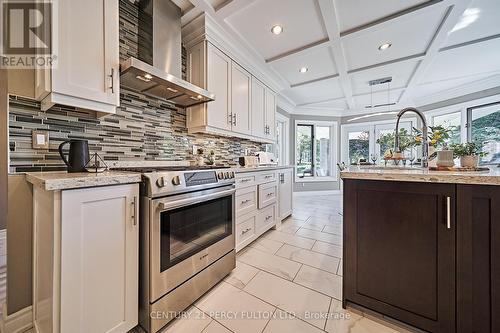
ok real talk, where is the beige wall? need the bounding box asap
[1,69,7,230]
[7,175,33,314]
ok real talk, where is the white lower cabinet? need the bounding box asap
[278,168,293,220]
[33,183,139,333]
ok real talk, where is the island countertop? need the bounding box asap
[26,171,143,191]
[340,166,500,186]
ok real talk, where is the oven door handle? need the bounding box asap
[157,188,236,211]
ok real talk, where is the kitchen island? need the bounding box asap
[340,166,499,333]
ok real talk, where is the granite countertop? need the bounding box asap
[232,165,295,172]
[26,171,143,191]
[340,166,500,186]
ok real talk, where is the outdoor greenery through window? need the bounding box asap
[296,122,335,179]
[469,103,500,165]
[348,131,369,164]
[432,112,461,145]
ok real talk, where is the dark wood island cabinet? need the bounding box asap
[342,176,500,333]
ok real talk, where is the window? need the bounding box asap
[295,121,337,181]
[347,131,369,164]
[432,112,461,145]
[468,102,500,165]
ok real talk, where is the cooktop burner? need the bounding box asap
[111,165,231,173]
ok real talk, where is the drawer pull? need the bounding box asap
[265,175,273,179]
[241,199,251,204]
[266,192,274,197]
[265,215,273,221]
[241,228,252,235]
[446,196,451,229]
[240,179,252,183]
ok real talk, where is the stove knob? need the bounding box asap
[225,172,230,179]
[218,172,225,180]
[156,177,165,188]
[172,175,181,186]
[229,171,235,178]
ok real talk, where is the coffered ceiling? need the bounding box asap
[177,0,500,115]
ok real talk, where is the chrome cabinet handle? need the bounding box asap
[108,68,115,94]
[266,192,274,197]
[240,199,251,204]
[233,114,237,126]
[228,113,233,125]
[241,227,252,235]
[265,215,273,221]
[158,187,236,211]
[446,196,451,229]
[240,178,251,183]
[132,196,138,226]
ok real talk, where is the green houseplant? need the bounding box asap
[450,142,487,168]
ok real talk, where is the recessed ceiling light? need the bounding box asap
[299,67,308,73]
[378,42,392,51]
[271,25,283,35]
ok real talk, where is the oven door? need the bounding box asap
[150,184,235,302]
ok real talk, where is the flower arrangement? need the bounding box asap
[376,128,416,157]
[412,125,452,148]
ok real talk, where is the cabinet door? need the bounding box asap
[207,43,231,131]
[457,185,500,333]
[279,169,293,220]
[60,184,138,333]
[251,78,266,138]
[231,62,251,135]
[265,88,276,139]
[50,0,119,109]
[343,180,455,332]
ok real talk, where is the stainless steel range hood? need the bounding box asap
[120,0,214,108]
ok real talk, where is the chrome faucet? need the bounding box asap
[394,107,429,168]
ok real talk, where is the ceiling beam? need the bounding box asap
[266,38,330,63]
[399,0,474,104]
[215,0,258,19]
[317,0,355,109]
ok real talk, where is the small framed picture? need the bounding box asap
[32,130,49,149]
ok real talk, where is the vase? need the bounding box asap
[195,155,204,166]
[460,155,479,168]
[436,150,454,167]
[428,146,437,168]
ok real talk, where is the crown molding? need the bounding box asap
[277,95,296,114]
[182,13,286,93]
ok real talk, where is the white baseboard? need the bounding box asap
[293,190,342,196]
[1,306,33,333]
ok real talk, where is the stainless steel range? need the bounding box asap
[115,166,236,332]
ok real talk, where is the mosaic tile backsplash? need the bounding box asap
[8,0,265,173]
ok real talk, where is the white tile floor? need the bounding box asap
[133,193,420,333]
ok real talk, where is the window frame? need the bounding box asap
[467,101,500,166]
[294,120,338,183]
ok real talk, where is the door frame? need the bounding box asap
[276,112,290,166]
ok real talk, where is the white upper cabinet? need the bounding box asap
[37,0,120,114]
[265,88,277,140]
[231,62,251,135]
[186,40,277,143]
[251,78,266,139]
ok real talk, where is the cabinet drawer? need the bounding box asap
[235,186,257,217]
[256,204,276,234]
[258,182,277,209]
[236,214,256,251]
[257,172,276,183]
[236,175,256,188]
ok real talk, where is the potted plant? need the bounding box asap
[206,150,215,165]
[450,142,487,168]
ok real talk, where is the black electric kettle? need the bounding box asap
[58,140,90,173]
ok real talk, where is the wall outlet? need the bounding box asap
[192,145,198,155]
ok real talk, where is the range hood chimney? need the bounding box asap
[120,0,215,108]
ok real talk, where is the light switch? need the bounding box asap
[32,130,49,149]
